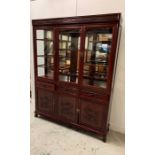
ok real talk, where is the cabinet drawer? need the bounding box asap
[36,82,55,91]
[79,90,109,102]
[79,95,108,105]
[58,86,78,95]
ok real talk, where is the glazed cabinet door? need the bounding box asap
[54,93,78,123]
[81,26,113,89]
[58,28,81,84]
[79,98,108,130]
[54,27,81,123]
[35,29,55,81]
[36,88,54,114]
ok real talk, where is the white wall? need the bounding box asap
[30,0,125,134]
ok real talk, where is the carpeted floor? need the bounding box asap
[30,101,125,155]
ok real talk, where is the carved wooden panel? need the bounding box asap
[37,88,53,114]
[54,93,77,123]
[79,99,108,130]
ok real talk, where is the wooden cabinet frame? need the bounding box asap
[32,13,121,142]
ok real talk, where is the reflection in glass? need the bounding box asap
[83,28,112,88]
[36,30,54,79]
[59,30,80,83]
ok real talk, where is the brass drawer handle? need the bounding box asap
[86,92,96,96]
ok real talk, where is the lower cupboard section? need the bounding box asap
[36,88,109,139]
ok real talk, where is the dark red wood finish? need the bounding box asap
[32,13,121,142]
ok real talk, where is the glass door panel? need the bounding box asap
[58,29,80,83]
[36,30,54,79]
[82,28,112,88]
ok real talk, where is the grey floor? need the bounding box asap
[30,101,125,155]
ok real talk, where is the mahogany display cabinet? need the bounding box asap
[32,13,121,142]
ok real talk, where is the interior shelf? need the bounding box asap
[85,49,110,53]
[36,38,53,41]
[38,64,54,68]
[59,40,71,42]
[85,62,108,65]
[87,40,112,43]
[59,48,69,51]
[37,54,54,57]
[83,75,107,80]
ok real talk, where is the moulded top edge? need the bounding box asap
[32,13,121,26]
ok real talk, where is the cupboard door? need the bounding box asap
[58,29,81,84]
[54,93,78,123]
[79,99,108,130]
[36,29,55,80]
[82,27,113,89]
[37,88,54,114]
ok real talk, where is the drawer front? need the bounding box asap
[36,82,55,91]
[58,86,78,96]
[79,90,109,103]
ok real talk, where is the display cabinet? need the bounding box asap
[32,13,121,142]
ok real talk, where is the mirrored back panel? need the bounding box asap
[58,29,81,84]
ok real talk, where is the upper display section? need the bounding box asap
[33,13,120,91]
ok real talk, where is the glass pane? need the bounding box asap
[37,40,44,55]
[83,28,112,88]
[36,30,54,79]
[36,30,53,40]
[58,29,80,83]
